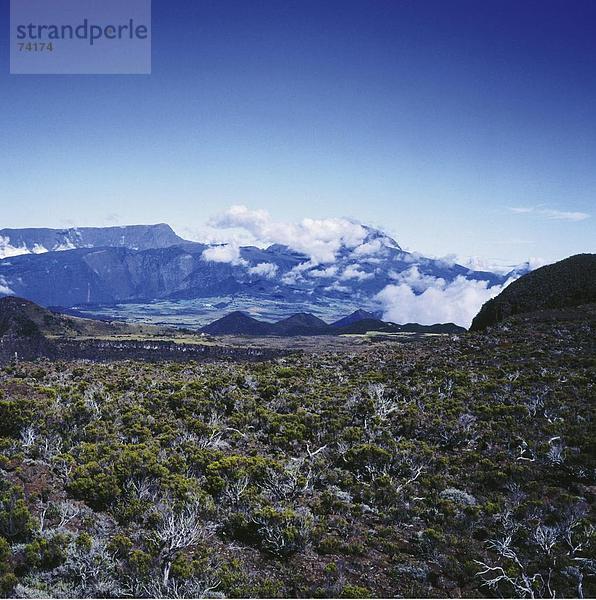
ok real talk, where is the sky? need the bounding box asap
[1,0,595,266]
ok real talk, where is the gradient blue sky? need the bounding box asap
[1,0,594,264]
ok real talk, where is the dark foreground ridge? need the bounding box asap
[471,253,596,331]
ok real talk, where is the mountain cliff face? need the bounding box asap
[0,224,186,259]
[470,253,596,331]
[0,223,509,309]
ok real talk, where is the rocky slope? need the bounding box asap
[470,253,596,331]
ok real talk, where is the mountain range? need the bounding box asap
[1,251,593,364]
[0,224,185,257]
[0,224,515,314]
[200,310,465,336]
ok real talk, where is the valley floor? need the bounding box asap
[0,305,594,598]
[61,295,374,330]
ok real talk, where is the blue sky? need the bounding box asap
[1,0,594,265]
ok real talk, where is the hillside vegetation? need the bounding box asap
[0,297,145,340]
[0,304,594,598]
[471,254,596,331]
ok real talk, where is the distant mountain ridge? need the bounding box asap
[470,253,596,331]
[0,223,511,310]
[0,224,186,259]
[201,309,466,336]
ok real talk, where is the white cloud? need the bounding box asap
[359,256,383,265]
[181,225,258,248]
[508,206,590,222]
[281,261,316,285]
[324,281,351,293]
[209,205,368,263]
[248,262,278,278]
[389,266,445,292]
[340,264,374,281]
[460,256,512,274]
[309,265,338,278]
[540,209,590,222]
[54,242,77,252]
[201,244,247,266]
[351,238,385,257]
[0,237,50,260]
[0,276,14,295]
[433,254,458,269]
[459,255,547,275]
[399,251,421,264]
[525,257,548,270]
[0,236,29,260]
[508,206,534,214]
[376,275,516,328]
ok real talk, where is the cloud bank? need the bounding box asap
[208,205,369,263]
[376,271,516,328]
[340,264,374,281]
[201,243,247,266]
[189,206,543,327]
[248,262,278,278]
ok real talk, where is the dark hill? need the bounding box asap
[0,296,105,338]
[0,296,45,338]
[201,311,276,335]
[399,322,466,334]
[200,310,466,337]
[0,296,139,338]
[272,313,332,336]
[334,319,466,335]
[0,297,55,362]
[470,253,596,331]
[331,309,377,328]
[335,318,400,335]
[200,312,333,336]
